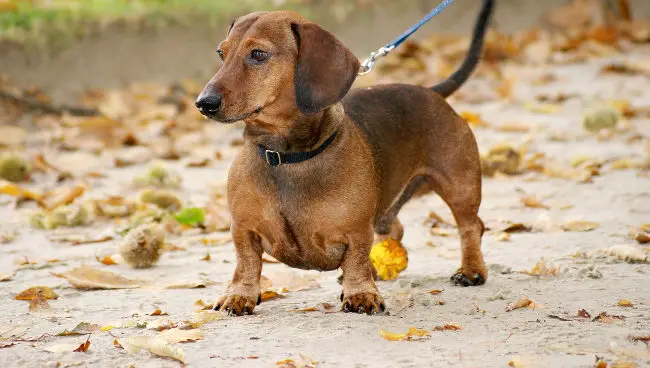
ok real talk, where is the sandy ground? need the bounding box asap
[2,23,650,368]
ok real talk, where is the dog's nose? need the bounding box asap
[195,94,222,115]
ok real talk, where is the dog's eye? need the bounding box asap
[216,49,225,61]
[250,49,269,63]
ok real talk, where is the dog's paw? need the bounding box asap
[451,268,486,287]
[341,292,386,315]
[214,294,258,316]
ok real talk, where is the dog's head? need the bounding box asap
[195,11,359,126]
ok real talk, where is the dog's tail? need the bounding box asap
[431,0,494,98]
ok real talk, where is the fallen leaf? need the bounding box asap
[14,286,58,301]
[521,258,558,276]
[276,353,317,368]
[432,323,462,331]
[617,298,633,307]
[120,336,185,363]
[113,339,123,349]
[501,223,533,233]
[194,299,214,311]
[73,338,91,352]
[369,238,408,281]
[577,309,592,318]
[289,303,336,314]
[53,265,142,289]
[628,335,650,344]
[520,195,550,209]
[40,184,86,210]
[593,312,625,323]
[563,220,599,232]
[0,271,16,282]
[261,290,282,302]
[29,297,51,312]
[0,181,42,201]
[506,297,544,312]
[428,289,443,295]
[182,311,222,329]
[57,322,101,336]
[150,309,169,316]
[523,102,560,114]
[379,327,430,341]
[460,111,489,127]
[0,343,16,349]
[174,207,205,226]
[162,279,216,289]
[481,144,521,176]
[604,244,648,263]
[201,253,211,261]
[157,328,204,343]
[96,255,118,265]
[630,224,650,244]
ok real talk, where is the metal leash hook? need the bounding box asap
[358,45,394,76]
[357,0,456,76]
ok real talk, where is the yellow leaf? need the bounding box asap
[563,220,599,232]
[460,111,488,127]
[617,298,633,307]
[521,258,558,276]
[14,286,59,301]
[370,238,408,281]
[432,323,462,331]
[506,297,543,311]
[157,328,204,343]
[120,336,185,363]
[379,327,430,341]
[0,181,42,201]
[520,195,550,209]
[100,325,115,331]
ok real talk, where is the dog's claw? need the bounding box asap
[214,294,258,316]
[451,272,485,287]
[341,292,385,315]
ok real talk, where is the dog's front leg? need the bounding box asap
[215,228,262,316]
[340,232,386,315]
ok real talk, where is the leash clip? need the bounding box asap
[358,45,394,76]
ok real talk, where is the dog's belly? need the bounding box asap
[259,231,348,271]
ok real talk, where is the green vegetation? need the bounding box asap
[0,0,293,46]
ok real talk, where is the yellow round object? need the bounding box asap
[370,238,408,281]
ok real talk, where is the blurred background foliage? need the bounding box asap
[0,0,372,45]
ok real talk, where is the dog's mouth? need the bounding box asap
[204,106,263,124]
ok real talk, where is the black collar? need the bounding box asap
[257,131,338,167]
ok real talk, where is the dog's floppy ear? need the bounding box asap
[291,22,360,115]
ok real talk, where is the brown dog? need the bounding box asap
[196,0,494,315]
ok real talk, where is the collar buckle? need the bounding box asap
[264,149,282,166]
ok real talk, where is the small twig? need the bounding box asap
[0,90,99,116]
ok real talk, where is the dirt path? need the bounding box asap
[1,44,649,367]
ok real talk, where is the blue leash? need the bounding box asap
[358,0,456,75]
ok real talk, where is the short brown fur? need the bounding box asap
[197,5,492,315]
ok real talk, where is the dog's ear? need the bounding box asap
[291,22,360,115]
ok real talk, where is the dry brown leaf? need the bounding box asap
[150,309,169,316]
[44,343,83,353]
[577,309,592,318]
[563,220,599,232]
[593,312,625,323]
[520,195,550,209]
[428,289,443,295]
[630,224,650,244]
[73,338,91,352]
[379,327,431,341]
[53,265,142,289]
[289,303,336,314]
[628,335,650,344]
[0,271,16,282]
[501,223,533,233]
[194,299,214,311]
[521,258,558,276]
[432,323,462,331]
[14,286,58,301]
[114,339,123,349]
[276,354,317,368]
[201,253,211,261]
[617,298,633,307]
[261,290,282,302]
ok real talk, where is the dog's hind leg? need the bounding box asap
[374,175,428,242]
